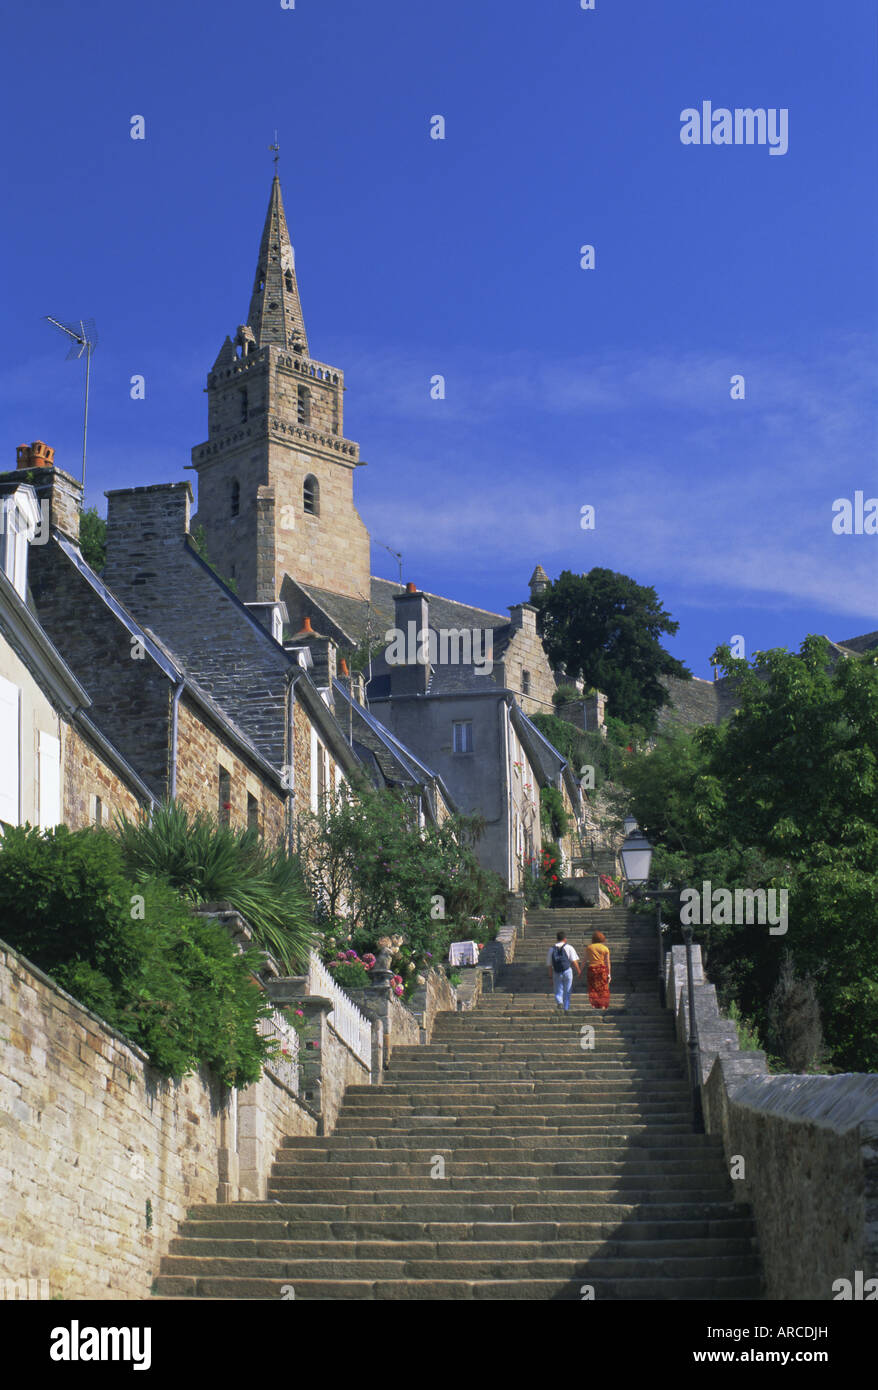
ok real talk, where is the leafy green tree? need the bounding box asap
[533,568,690,729]
[79,507,107,572]
[0,824,272,1084]
[299,787,505,971]
[613,638,878,1071]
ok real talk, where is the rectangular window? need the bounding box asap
[93,795,103,827]
[218,766,231,826]
[452,720,473,754]
[38,731,61,830]
[0,675,20,827]
[247,792,259,833]
[522,670,531,696]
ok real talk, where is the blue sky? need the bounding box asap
[2,0,875,677]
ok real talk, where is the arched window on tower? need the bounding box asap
[297,385,310,424]
[240,389,248,422]
[230,479,240,517]
[284,269,294,292]
[303,475,320,517]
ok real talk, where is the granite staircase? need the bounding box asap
[153,906,762,1300]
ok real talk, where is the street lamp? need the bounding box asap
[622,813,638,838]
[620,827,653,888]
[618,825,704,1133]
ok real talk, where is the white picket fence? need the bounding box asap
[257,1007,300,1094]
[308,952,373,1069]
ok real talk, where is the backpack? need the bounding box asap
[551,943,569,973]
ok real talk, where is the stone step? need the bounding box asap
[181,1214,758,1242]
[169,1235,758,1261]
[158,1252,758,1281]
[218,1200,748,1224]
[152,1273,762,1301]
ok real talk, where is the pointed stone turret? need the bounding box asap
[246,175,309,354]
[528,564,549,599]
[191,173,371,606]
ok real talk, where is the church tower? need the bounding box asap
[190,175,371,604]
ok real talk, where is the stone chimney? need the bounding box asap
[390,582,430,697]
[339,657,366,706]
[290,618,337,688]
[104,482,192,593]
[5,442,82,543]
[508,602,537,635]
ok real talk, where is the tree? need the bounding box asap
[612,638,878,1071]
[79,506,107,572]
[533,568,690,729]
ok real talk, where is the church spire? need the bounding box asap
[246,175,309,354]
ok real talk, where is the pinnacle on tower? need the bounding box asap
[246,175,309,355]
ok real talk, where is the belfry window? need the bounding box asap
[303,475,319,516]
[230,479,240,517]
[297,385,310,424]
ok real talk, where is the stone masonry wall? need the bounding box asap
[63,722,145,830]
[0,941,315,1299]
[175,697,286,848]
[665,944,878,1300]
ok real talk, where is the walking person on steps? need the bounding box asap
[547,930,581,1014]
[585,930,611,1018]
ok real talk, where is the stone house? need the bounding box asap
[365,585,583,891]
[0,475,153,832]
[9,463,363,848]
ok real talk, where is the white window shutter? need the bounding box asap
[38,730,61,830]
[0,675,20,826]
[310,726,319,812]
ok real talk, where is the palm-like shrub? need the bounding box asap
[115,802,316,972]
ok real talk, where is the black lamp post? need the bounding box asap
[620,822,704,1134]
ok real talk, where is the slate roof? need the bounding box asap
[291,575,511,650]
[331,679,457,819]
[835,630,878,654]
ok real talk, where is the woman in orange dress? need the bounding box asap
[585,931,611,1013]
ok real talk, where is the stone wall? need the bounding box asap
[0,940,316,1299]
[63,721,145,830]
[664,944,878,1300]
[175,697,286,847]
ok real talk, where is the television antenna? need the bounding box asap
[377,540,403,585]
[45,316,98,496]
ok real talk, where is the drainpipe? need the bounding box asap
[500,698,512,891]
[286,670,305,856]
[169,680,184,800]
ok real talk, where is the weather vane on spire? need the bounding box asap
[269,131,280,171]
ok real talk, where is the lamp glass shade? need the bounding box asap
[620,832,653,885]
[622,814,638,837]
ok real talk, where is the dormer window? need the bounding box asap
[0,486,41,599]
[230,479,240,517]
[303,475,319,516]
[284,270,294,292]
[255,269,266,291]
